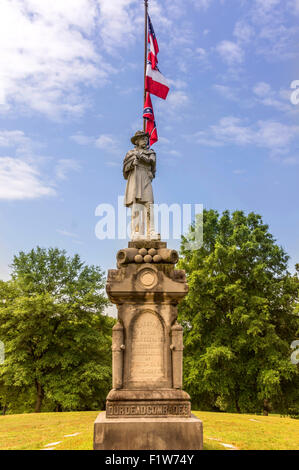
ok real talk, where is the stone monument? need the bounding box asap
[93,132,203,450]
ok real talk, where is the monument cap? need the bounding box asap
[131,130,149,145]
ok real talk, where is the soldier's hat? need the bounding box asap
[131,130,149,145]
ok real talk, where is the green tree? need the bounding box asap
[0,247,114,413]
[178,210,299,415]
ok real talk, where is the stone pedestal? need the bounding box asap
[93,241,203,450]
[94,412,203,450]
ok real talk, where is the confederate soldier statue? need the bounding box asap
[123,130,160,240]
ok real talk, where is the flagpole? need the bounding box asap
[143,0,148,132]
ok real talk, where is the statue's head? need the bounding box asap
[131,130,149,149]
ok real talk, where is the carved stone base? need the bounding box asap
[106,389,191,418]
[95,240,204,450]
[94,412,203,450]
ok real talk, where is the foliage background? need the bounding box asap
[178,210,299,417]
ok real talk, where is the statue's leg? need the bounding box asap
[139,204,146,238]
[146,203,160,240]
[146,202,151,240]
[131,203,139,238]
[131,203,145,240]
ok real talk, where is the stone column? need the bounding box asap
[112,322,125,390]
[171,322,184,389]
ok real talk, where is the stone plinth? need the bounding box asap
[94,412,203,450]
[93,241,203,450]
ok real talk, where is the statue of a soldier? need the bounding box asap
[123,131,160,240]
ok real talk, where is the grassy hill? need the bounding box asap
[0,410,298,450]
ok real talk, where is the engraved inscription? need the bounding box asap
[130,311,164,381]
[106,402,191,418]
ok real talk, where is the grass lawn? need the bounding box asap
[0,410,298,450]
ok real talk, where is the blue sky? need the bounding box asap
[0,0,299,292]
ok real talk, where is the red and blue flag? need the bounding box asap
[148,15,159,69]
[143,92,158,146]
[145,15,170,100]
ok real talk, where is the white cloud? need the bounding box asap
[194,116,299,155]
[0,0,199,119]
[0,130,34,155]
[158,137,171,145]
[213,81,296,114]
[156,90,189,122]
[253,82,295,113]
[196,48,208,62]
[282,156,299,165]
[0,129,81,199]
[71,131,120,154]
[0,0,117,118]
[216,2,293,71]
[293,0,299,14]
[254,0,280,15]
[55,159,81,180]
[167,91,189,111]
[95,134,116,148]
[95,134,119,153]
[0,157,55,200]
[233,21,254,44]
[168,79,188,90]
[216,41,244,65]
[70,134,94,145]
[56,228,83,244]
[56,229,79,238]
[196,47,206,56]
[23,0,97,30]
[213,84,254,109]
[257,121,297,150]
[213,84,239,101]
[97,0,140,52]
[168,150,182,157]
[219,0,299,67]
[246,0,298,61]
[253,82,272,97]
[210,116,253,145]
[191,0,214,10]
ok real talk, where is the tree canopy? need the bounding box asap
[0,247,114,413]
[178,210,299,416]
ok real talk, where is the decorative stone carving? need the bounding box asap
[137,268,158,289]
[117,246,178,267]
[105,241,189,394]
